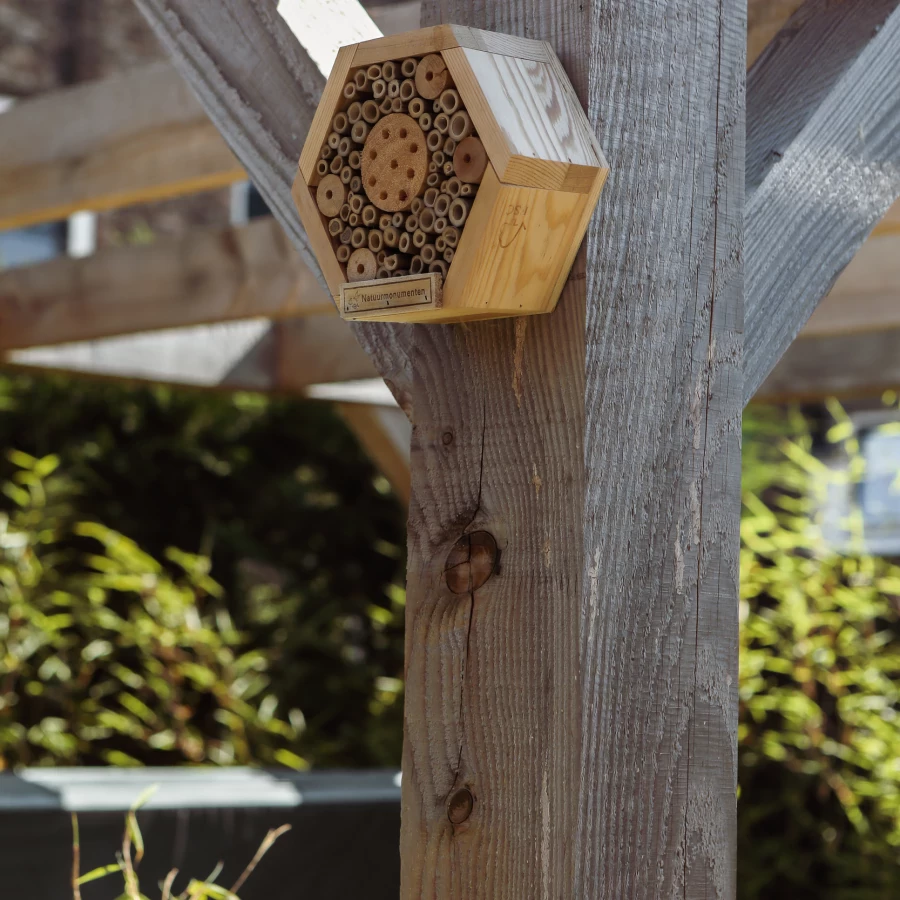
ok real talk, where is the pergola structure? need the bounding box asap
[1,0,899,894]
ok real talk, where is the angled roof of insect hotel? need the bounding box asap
[293,25,609,323]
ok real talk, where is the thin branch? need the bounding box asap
[229,825,292,895]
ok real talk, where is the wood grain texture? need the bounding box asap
[130,0,414,419]
[401,3,742,900]
[0,61,244,230]
[743,0,900,403]
[0,218,333,351]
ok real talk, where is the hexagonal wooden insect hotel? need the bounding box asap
[293,25,608,323]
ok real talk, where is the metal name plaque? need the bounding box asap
[340,272,443,320]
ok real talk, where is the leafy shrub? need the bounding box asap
[738,404,900,899]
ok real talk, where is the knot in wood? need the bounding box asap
[447,787,474,825]
[443,531,497,594]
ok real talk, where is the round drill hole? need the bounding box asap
[382,128,390,139]
[406,168,415,179]
[464,154,471,164]
[357,264,365,274]
[369,149,377,160]
[409,143,418,153]
[368,177,376,186]
[325,190,333,199]
[380,190,388,201]
[390,159,398,169]
[399,127,408,138]
[426,71,434,81]
[399,190,408,202]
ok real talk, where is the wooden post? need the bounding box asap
[400,1,743,897]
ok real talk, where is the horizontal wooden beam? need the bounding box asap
[0,217,333,350]
[0,62,244,231]
[2,315,377,391]
[744,0,900,403]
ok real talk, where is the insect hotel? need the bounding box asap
[293,27,608,322]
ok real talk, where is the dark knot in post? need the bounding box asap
[447,787,474,824]
[443,530,498,594]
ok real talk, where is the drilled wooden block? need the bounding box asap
[293,25,609,322]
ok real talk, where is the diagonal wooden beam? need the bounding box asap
[744,0,900,402]
[0,218,333,351]
[131,0,413,419]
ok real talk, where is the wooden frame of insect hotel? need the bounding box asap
[292,25,609,323]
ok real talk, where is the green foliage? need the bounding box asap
[738,403,900,899]
[1,451,300,768]
[0,373,406,768]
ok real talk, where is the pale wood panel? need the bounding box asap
[131,0,414,421]
[401,7,742,900]
[0,218,334,351]
[744,1,900,403]
[352,24,461,66]
[0,61,244,231]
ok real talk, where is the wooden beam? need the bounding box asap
[744,0,900,402]
[0,218,333,350]
[0,62,244,231]
[2,315,377,391]
[131,0,414,419]
[336,402,412,505]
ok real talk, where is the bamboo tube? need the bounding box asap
[376,266,389,278]
[423,187,439,208]
[434,193,451,217]
[368,229,384,253]
[388,78,401,98]
[412,229,428,249]
[421,243,437,264]
[429,259,448,278]
[338,136,352,157]
[444,247,455,263]
[361,204,378,226]
[350,175,362,194]
[327,131,340,150]
[446,176,462,197]
[349,193,364,213]
[384,252,410,272]
[401,58,417,78]
[410,254,424,275]
[416,54,449,99]
[340,203,352,221]
[320,144,333,160]
[380,97,393,115]
[410,197,423,215]
[361,100,380,123]
[347,101,363,123]
[379,214,392,230]
[433,150,445,166]
[377,250,387,266]
[418,207,436,232]
[316,159,329,177]
[460,183,475,197]
[426,172,441,187]
[340,166,353,185]
[336,244,351,263]
[349,150,361,170]
[391,98,404,113]
[404,214,419,232]
[426,129,443,152]
[329,155,343,174]
[443,138,457,156]
[449,110,473,141]
[435,235,446,252]
[398,232,412,253]
[428,161,438,174]
[354,69,369,91]
[348,213,359,226]
[383,60,398,80]
[348,247,377,281]
[316,175,347,219]
[350,120,370,144]
[453,136,488,183]
[434,216,447,234]
[434,113,450,134]
[391,212,405,227]
[443,161,454,176]
[448,198,471,227]
[418,112,432,131]
[439,89,461,115]
[444,226,460,248]
[409,97,425,118]
[333,111,350,134]
[328,217,343,237]
[400,79,416,101]
[351,226,367,248]
[342,82,357,101]
[340,226,353,244]
[367,64,382,81]
[433,99,441,112]
[372,78,387,99]
[383,225,399,247]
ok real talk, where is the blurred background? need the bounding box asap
[2,1,900,898]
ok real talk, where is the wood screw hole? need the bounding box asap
[447,788,474,825]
